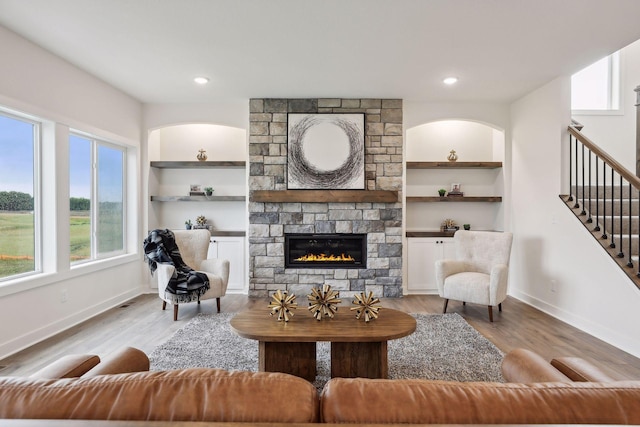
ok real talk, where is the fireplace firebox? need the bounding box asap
[285,233,367,269]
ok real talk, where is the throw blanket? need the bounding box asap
[143,229,210,304]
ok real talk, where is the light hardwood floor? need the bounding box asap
[2,293,640,379]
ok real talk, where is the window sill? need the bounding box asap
[0,253,139,298]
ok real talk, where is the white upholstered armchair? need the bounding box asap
[435,230,513,322]
[155,229,230,321]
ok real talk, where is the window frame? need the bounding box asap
[69,131,127,265]
[0,109,42,282]
[571,51,623,116]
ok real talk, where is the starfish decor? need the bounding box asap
[307,284,342,320]
[350,291,382,322]
[268,289,298,322]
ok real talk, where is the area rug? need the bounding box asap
[149,312,504,390]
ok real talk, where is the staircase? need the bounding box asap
[564,126,640,290]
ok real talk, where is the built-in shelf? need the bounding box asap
[150,161,246,168]
[150,195,246,202]
[406,196,502,203]
[406,230,457,238]
[251,190,398,203]
[406,161,502,169]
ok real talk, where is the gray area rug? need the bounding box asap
[149,312,504,390]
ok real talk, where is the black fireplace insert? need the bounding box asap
[284,233,367,269]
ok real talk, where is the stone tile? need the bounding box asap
[376,176,402,191]
[274,273,299,283]
[288,99,318,112]
[368,232,386,243]
[270,122,287,136]
[350,279,366,291]
[381,99,402,108]
[340,99,361,108]
[381,108,402,123]
[384,163,403,176]
[269,224,284,237]
[280,212,304,224]
[284,224,314,234]
[365,285,384,296]
[360,99,381,109]
[264,156,287,164]
[334,269,347,280]
[328,210,362,221]
[250,212,279,224]
[381,135,403,147]
[249,176,274,190]
[250,99,264,113]
[250,122,269,135]
[335,221,353,233]
[250,113,272,122]
[267,242,284,256]
[288,284,315,297]
[254,268,275,279]
[249,244,267,257]
[264,98,288,113]
[249,143,269,155]
[299,274,326,284]
[363,210,380,220]
[384,123,403,135]
[324,279,350,290]
[318,98,341,108]
[249,163,264,176]
[249,224,270,238]
[302,203,329,213]
[315,221,336,233]
[264,164,284,177]
[366,122,384,136]
[378,243,402,257]
[255,256,282,268]
[272,113,288,122]
[281,203,302,212]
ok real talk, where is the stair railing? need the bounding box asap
[567,125,640,285]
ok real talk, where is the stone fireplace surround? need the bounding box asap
[248,98,403,298]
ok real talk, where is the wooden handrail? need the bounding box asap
[568,125,640,191]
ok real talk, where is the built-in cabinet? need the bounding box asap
[207,235,246,293]
[406,237,455,294]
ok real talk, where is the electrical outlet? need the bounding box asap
[550,279,557,293]
[60,289,68,303]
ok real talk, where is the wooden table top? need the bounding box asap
[230,307,416,343]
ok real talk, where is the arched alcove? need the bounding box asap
[147,123,247,233]
[404,119,507,294]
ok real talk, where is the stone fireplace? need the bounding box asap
[248,98,403,298]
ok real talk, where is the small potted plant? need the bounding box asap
[463,224,471,230]
[184,219,192,230]
[204,187,214,196]
[438,188,447,197]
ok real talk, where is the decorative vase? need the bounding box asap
[196,149,208,162]
[447,149,458,162]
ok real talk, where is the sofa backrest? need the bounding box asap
[0,368,319,423]
[321,377,640,424]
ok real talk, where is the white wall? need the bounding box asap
[573,38,640,172]
[0,25,143,358]
[510,76,640,358]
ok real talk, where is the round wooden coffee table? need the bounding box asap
[230,308,416,382]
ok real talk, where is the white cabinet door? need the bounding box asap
[208,236,246,293]
[407,237,454,294]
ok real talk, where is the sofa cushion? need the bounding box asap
[0,368,319,422]
[321,377,640,424]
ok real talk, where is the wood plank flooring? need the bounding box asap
[1,293,639,379]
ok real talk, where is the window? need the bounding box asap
[0,112,40,280]
[69,134,125,263]
[571,51,621,113]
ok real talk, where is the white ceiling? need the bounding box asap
[1,0,640,105]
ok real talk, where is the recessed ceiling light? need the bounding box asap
[443,77,458,85]
[194,76,210,85]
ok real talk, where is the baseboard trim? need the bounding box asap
[509,290,640,359]
[0,288,141,360]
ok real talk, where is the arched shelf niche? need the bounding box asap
[405,119,506,234]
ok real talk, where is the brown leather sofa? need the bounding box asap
[0,346,638,424]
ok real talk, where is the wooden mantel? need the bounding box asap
[251,190,399,203]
